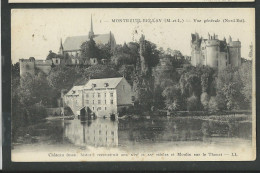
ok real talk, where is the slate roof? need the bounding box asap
[84,77,123,90]
[66,85,84,96]
[63,34,112,52]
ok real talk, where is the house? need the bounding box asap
[64,77,133,117]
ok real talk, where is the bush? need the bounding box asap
[200,92,210,110]
[208,97,218,112]
[187,95,200,111]
[27,104,47,123]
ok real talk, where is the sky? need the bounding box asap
[11,8,255,63]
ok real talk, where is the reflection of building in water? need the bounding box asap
[64,118,118,147]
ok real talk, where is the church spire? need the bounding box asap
[59,38,64,55]
[89,14,94,39]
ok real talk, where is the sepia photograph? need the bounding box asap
[10,8,255,162]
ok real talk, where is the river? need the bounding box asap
[12,115,253,161]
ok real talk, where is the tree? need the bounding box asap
[208,96,218,112]
[84,64,122,79]
[18,72,54,106]
[47,66,83,93]
[216,66,245,110]
[239,61,252,108]
[118,65,135,85]
[46,50,57,60]
[142,40,160,70]
[187,95,201,111]
[111,42,139,67]
[81,38,100,61]
[162,84,183,111]
[98,43,113,60]
[201,92,210,110]
[179,72,202,98]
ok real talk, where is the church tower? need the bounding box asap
[58,38,64,55]
[89,14,94,39]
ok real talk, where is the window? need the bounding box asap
[93,93,95,97]
[93,100,95,104]
[98,100,101,104]
[86,100,89,104]
[110,93,113,97]
[93,107,95,110]
[110,100,113,104]
[105,100,106,104]
[105,107,106,110]
[86,93,89,98]
[99,130,101,135]
[56,59,58,64]
[104,93,106,97]
[98,93,101,97]
[111,131,114,135]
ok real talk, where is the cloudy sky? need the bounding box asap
[11,8,255,63]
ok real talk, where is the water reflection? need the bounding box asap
[63,116,251,149]
[64,118,118,147]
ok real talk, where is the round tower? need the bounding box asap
[205,39,219,68]
[19,57,35,77]
[228,40,241,67]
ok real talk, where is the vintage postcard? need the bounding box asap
[11,8,255,162]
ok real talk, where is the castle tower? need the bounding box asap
[88,14,94,39]
[228,38,241,67]
[58,38,64,55]
[19,57,35,77]
[205,39,220,68]
[190,33,201,67]
[139,34,148,75]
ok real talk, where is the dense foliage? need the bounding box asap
[11,37,253,140]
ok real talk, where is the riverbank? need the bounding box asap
[45,115,75,120]
[119,110,252,122]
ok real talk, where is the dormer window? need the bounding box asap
[92,83,96,88]
[72,90,76,94]
[104,83,109,87]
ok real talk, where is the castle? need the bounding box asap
[19,15,116,77]
[191,32,241,70]
[19,57,57,77]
